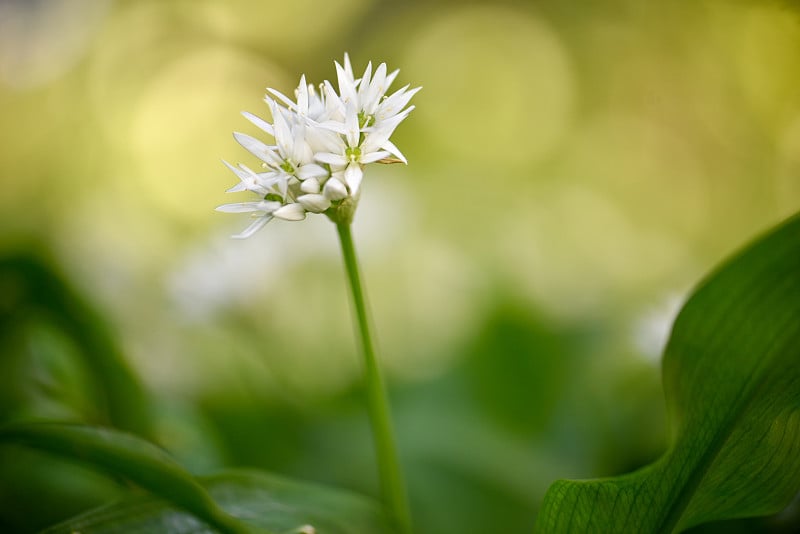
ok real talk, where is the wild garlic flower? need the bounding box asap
[218,54,420,238]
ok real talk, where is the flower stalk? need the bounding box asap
[336,221,412,534]
[219,54,418,532]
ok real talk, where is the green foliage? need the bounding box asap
[0,423,253,534]
[0,253,153,436]
[462,302,578,435]
[1,422,392,533]
[4,217,799,534]
[42,470,392,534]
[535,213,800,533]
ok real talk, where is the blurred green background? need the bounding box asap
[1,0,799,532]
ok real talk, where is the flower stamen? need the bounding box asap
[345,146,362,162]
[280,160,295,174]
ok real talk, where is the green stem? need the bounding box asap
[336,221,412,534]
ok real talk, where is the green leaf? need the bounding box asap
[0,253,153,437]
[535,213,800,533]
[0,423,255,534]
[41,469,393,534]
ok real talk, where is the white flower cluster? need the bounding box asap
[218,54,420,238]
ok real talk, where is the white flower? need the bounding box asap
[218,54,419,236]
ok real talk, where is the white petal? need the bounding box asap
[344,163,363,195]
[275,174,289,197]
[368,106,414,143]
[305,82,325,119]
[272,202,306,221]
[226,182,248,193]
[323,177,348,200]
[361,128,392,154]
[267,87,296,110]
[233,132,275,163]
[377,85,421,120]
[222,160,266,193]
[297,163,328,180]
[344,102,360,147]
[241,111,274,136]
[306,124,346,154]
[300,177,321,194]
[261,200,283,212]
[314,119,348,135]
[315,152,348,166]
[359,61,373,95]
[232,216,271,239]
[217,202,265,213]
[385,69,400,91]
[361,62,387,113]
[238,162,269,185]
[362,108,413,153]
[343,53,354,79]
[322,80,346,120]
[295,74,309,113]
[380,139,407,164]
[222,159,251,182]
[298,194,331,213]
[290,122,313,165]
[336,59,358,107]
[373,62,388,86]
[360,150,392,164]
[256,170,284,188]
[267,98,294,158]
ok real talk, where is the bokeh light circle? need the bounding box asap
[404,5,574,168]
[129,45,289,225]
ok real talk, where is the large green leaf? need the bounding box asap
[42,470,392,534]
[0,423,254,533]
[0,253,153,437]
[535,213,800,533]
[0,422,393,533]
